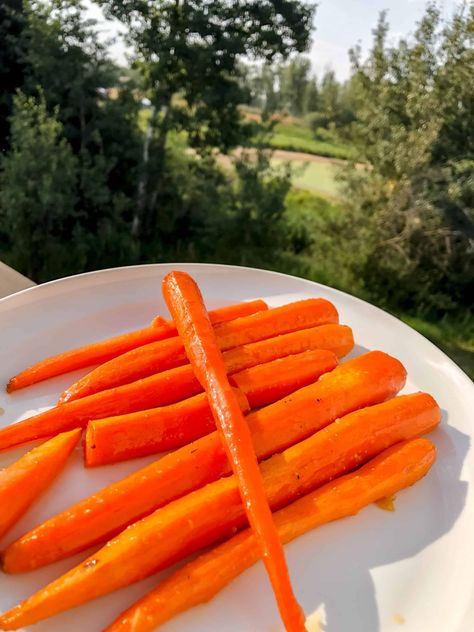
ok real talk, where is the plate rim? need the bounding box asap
[0,262,472,631]
[1,262,472,388]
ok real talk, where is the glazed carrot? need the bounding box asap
[2,351,408,571]
[5,322,175,394]
[230,349,337,409]
[106,438,436,632]
[6,300,267,394]
[0,429,81,541]
[85,388,250,465]
[162,271,306,631]
[0,325,349,453]
[0,394,440,628]
[0,364,203,452]
[59,298,338,403]
[223,323,354,371]
[154,298,268,327]
[84,350,337,466]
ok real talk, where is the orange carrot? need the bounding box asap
[2,351,408,571]
[0,394,440,628]
[0,364,203,453]
[6,300,267,394]
[0,324,350,453]
[161,298,268,327]
[162,270,306,631]
[59,298,338,403]
[84,387,250,465]
[106,438,436,632]
[84,349,338,466]
[223,323,354,371]
[230,349,337,409]
[0,429,81,541]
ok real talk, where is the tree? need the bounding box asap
[0,0,28,152]
[341,3,474,315]
[279,56,312,116]
[97,0,316,239]
[0,93,79,281]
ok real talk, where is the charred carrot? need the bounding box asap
[106,438,436,632]
[0,429,81,541]
[162,271,306,631]
[60,298,338,403]
[0,394,440,628]
[2,351,408,571]
[6,300,267,394]
[84,349,337,465]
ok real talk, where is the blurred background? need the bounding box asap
[0,0,472,376]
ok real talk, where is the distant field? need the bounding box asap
[249,115,356,160]
[272,157,341,198]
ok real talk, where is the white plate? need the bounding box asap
[0,263,473,632]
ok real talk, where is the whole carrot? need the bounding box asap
[59,298,338,403]
[0,429,81,541]
[84,349,337,466]
[85,387,250,465]
[0,325,348,453]
[2,351,408,571]
[162,271,306,631]
[0,394,440,628]
[106,438,436,632]
[0,364,203,452]
[6,300,267,394]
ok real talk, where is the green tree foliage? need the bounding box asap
[0,93,80,280]
[341,4,474,315]
[0,0,28,152]
[97,0,315,239]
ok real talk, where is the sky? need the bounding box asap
[86,0,462,81]
[310,0,460,79]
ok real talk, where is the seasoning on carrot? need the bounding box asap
[162,270,307,631]
[85,387,250,465]
[0,429,81,541]
[84,349,338,465]
[105,438,436,632]
[6,300,267,394]
[59,298,339,403]
[3,351,411,571]
[0,394,440,628]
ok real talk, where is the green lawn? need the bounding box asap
[264,122,355,160]
[272,158,341,198]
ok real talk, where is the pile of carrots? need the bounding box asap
[0,271,441,631]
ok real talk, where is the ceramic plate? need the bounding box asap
[0,263,473,632]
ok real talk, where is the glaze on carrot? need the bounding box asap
[0,364,204,452]
[84,349,337,465]
[0,429,81,541]
[6,300,267,394]
[0,394,440,628]
[162,270,306,631]
[85,387,250,466]
[59,298,338,403]
[106,438,436,632]
[2,351,409,571]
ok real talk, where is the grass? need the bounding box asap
[399,314,474,380]
[263,122,355,160]
[272,158,341,198]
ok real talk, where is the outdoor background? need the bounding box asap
[0,0,472,376]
